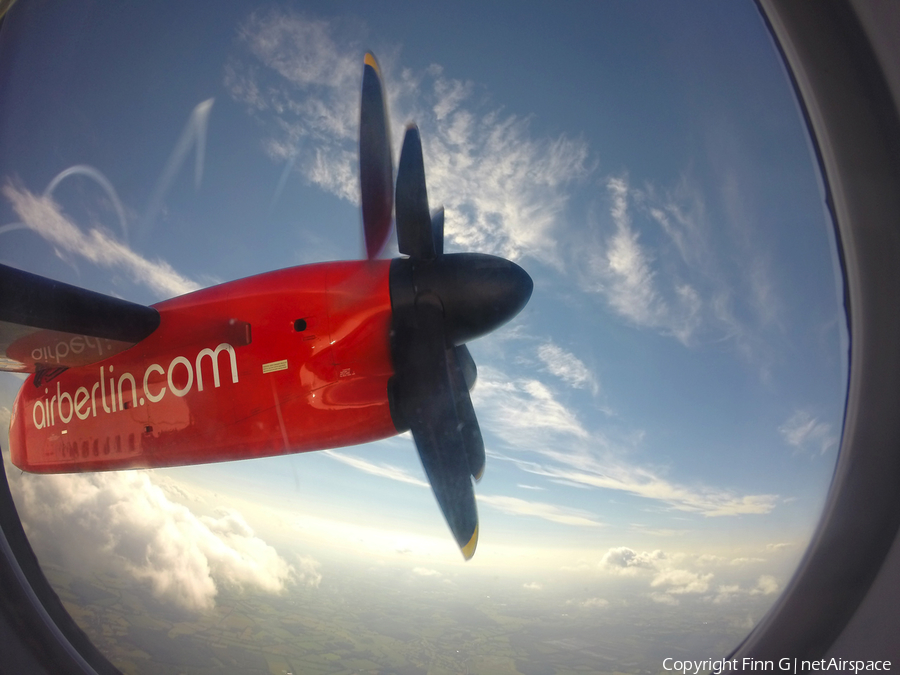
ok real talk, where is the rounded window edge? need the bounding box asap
[0,452,120,674]
[732,0,900,660]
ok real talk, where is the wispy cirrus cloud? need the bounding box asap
[226,9,593,265]
[226,9,793,373]
[477,367,779,517]
[779,409,839,455]
[581,176,702,345]
[474,368,590,442]
[2,181,200,299]
[506,451,779,517]
[322,450,428,487]
[319,373,779,520]
[536,341,599,394]
[479,494,602,527]
[578,173,786,364]
[323,449,604,528]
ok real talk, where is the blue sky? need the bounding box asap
[0,0,846,622]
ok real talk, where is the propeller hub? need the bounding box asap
[389,253,533,346]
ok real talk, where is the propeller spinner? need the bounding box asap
[359,54,533,559]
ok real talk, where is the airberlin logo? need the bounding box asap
[32,335,114,365]
[31,343,239,430]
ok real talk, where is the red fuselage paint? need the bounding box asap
[9,260,398,473]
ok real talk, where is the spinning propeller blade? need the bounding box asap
[360,55,533,558]
[396,125,438,259]
[359,53,394,259]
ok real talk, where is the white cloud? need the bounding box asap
[478,366,779,517]
[238,12,359,91]
[7,469,301,612]
[226,9,593,265]
[752,574,779,596]
[712,574,779,603]
[713,584,743,604]
[766,542,793,551]
[2,182,199,299]
[600,545,718,604]
[730,556,766,566]
[523,581,543,590]
[322,450,428,487]
[779,410,838,455]
[536,342,599,394]
[319,450,605,531]
[293,554,323,587]
[650,592,680,606]
[479,494,602,527]
[412,567,441,577]
[577,172,790,372]
[601,546,666,575]
[582,176,702,345]
[496,449,778,517]
[474,369,589,443]
[651,568,713,594]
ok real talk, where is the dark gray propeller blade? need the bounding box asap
[0,264,160,373]
[0,264,159,342]
[448,344,485,481]
[431,207,444,257]
[359,52,393,259]
[395,125,438,259]
[393,298,479,557]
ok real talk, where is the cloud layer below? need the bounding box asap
[7,464,306,612]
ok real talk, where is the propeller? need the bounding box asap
[358,54,533,559]
[359,53,394,259]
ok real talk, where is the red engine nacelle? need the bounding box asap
[10,260,398,473]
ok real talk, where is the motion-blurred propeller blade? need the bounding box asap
[395,125,438,259]
[453,343,477,391]
[431,206,444,257]
[395,298,479,558]
[448,345,485,481]
[359,52,393,259]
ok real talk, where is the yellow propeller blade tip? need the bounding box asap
[364,52,380,74]
[461,525,479,561]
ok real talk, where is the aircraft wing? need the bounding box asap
[0,264,160,376]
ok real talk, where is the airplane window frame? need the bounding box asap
[732,0,900,660]
[2,0,900,670]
